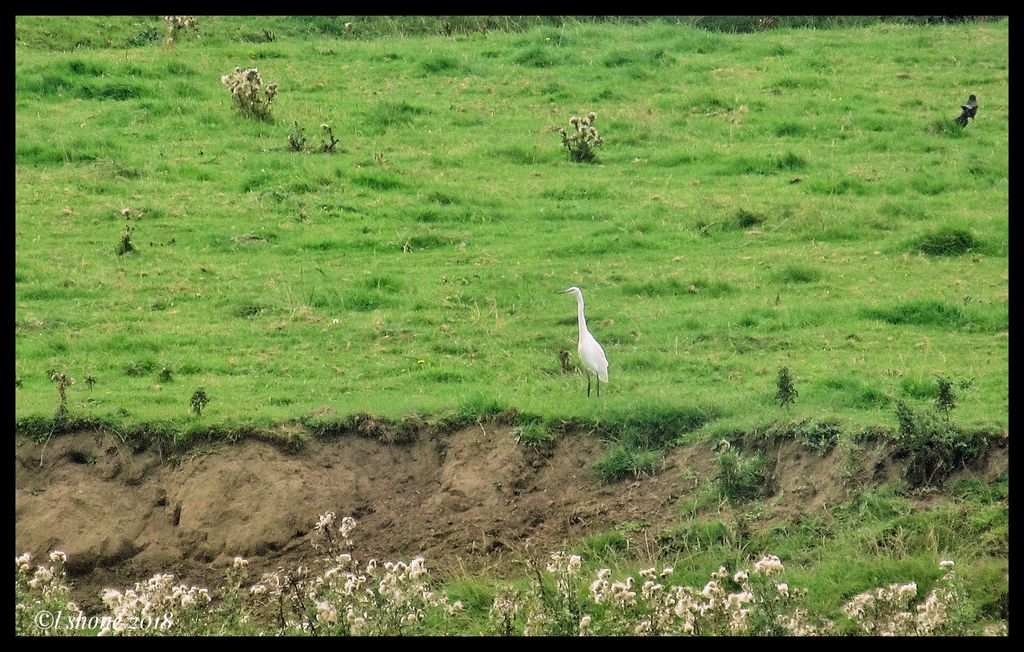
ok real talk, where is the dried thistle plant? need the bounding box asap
[319,123,340,153]
[288,121,308,152]
[117,214,136,256]
[558,111,604,163]
[221,67,278,120]
[49,371,75,419]
[164,16,199,45]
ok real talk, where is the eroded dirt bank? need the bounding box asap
[14,423,1007,611]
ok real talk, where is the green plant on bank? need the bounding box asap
[221,67,278,120]
[557,111,603,163]
[190,387,209,417]
[890,399,989,488]
[776,366,798,409]
[935,376,956,416]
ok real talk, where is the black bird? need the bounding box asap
[955,93,978,127]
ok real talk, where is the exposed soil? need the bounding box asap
[14,423,1007,612]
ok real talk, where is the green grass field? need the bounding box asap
[14,16,1008,635]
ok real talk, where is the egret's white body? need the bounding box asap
[562,286,609,397]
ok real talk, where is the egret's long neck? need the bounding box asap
[575,293,588,336]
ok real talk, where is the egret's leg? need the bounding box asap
[587,373,592,397]
[597,377,600,398]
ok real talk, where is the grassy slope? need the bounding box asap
[15,17,1008,633]
[15,18,1008,440]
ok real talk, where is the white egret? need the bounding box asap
[561,286,609,397]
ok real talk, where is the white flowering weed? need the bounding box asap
[557,111,604,163]
[221,67,278,120]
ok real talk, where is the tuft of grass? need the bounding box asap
[912,227,982,256]
[625,277,736,298]
[593,444,663,482]
[773,121,808,137]
[579,529,629,557]
[864,301,1005,332]
[512,46,555,67]
[715,446,771,501]
[511,419,557,449]
[417,53,461,74]
[364,100,428,133]
[927,118,968,137]
[351,171,404,190]
[656,519,734,553]
[773,265,822,284]
[734,208,768,228]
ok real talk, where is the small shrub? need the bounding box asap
[890,400,988,487]
[190,387,209,417]
[935,376,957,415]
[558,111,604,163]
[158,366,173,382]
[521,552,585,635]
[221,67,278,120]
[776,367,798,408]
